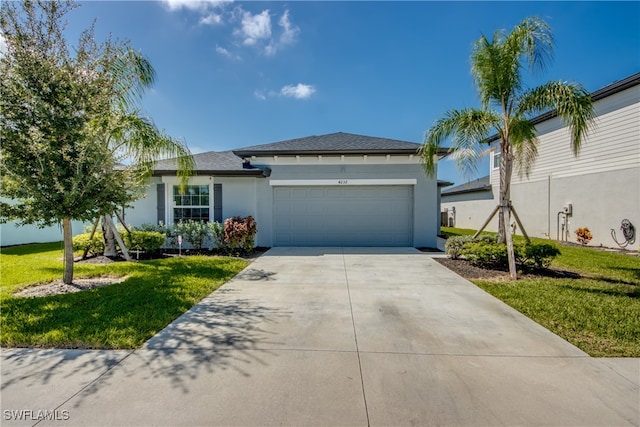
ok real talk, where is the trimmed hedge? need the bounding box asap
[445,234,495,259]
[123,231,165,252]
[72,230,165,256]
[72,232,104,256]
[459,240,560,270]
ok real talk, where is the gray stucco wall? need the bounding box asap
[448,167,639,250]
[441,189,496,231]
[123,177,161,227]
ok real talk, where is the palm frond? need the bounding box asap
[517,81,595,154]
[506,16,554,75]
[509,117,538,177]
[421,108,499,179]
[109,47,156,110]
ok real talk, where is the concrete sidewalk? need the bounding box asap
[2,247,639,426]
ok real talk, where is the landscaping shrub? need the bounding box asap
[176,220,209,250]
[134,223,167,234]
[72,232,104,256]
[460,240,560,271]
[207,221,226,250]
[518,243,561,269]
[445,236,475,259]
[123,231,165,252]
[224,216,257,253]
[445,234,495,259]
[460,241,509,269]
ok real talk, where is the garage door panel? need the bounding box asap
[274,185,413,246]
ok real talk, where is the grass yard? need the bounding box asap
[0,242,249,349]
[441,227,640,357]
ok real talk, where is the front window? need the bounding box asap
[173,185,210,222]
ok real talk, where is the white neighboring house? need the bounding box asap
[442,72,640,250]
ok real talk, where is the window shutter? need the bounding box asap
[213,184,222,223]
[157,183,165,224]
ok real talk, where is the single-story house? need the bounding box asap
[442,72,640,250]
[1,132,445,248]
[118,132,445,248]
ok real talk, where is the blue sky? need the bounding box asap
[67,1,639,185]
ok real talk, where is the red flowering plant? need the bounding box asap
[224,216,257,253]
[575,227,592,245]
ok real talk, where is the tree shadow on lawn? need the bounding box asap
[609,266,640,283]
[2,288,290,408]
[555,281,640,299]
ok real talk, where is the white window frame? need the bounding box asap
[172,184,211,222]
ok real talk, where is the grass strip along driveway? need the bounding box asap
[0,242,248,349]
[442,227,640,357]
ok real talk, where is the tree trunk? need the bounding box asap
[499,144,518,279]
[102,215,118,257]
[62,217,74,285]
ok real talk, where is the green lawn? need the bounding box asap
[0,242,249,349]
[441,227,640,357]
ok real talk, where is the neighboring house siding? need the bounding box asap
[449,81,640,250]
[510,86,639,183]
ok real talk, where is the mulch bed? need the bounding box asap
[77,247,270,264]
[434,257,582,281]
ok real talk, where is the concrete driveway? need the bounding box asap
[2,247,638,426]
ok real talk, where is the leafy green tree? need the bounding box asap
[0,0,192,283]
[421,17,594,279]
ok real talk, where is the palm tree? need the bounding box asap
[421,17,594,279]
[96,46,194,258]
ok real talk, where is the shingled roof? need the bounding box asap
[153,132,446,176]
[441,176,491,196]
[153,150,263,176]
[233,132,429,156]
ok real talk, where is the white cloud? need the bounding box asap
[163,0,230,12]
[278,10,299,46]
[230,7,298,56]
[215,44,241,60]
[237,9,271,46]
[254,90,267,101]
[280,83,315,100]
[200,12,222,25]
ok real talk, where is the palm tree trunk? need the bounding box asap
[499,148,518,279]
[102,215,117,257]
[62,217,74,285]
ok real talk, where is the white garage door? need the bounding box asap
[273,186,413,246]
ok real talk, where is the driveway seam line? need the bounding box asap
[356,351,592,358]
[31,350,135,427]
[342,248,370,427]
